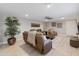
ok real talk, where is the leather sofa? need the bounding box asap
[23,31,52,54]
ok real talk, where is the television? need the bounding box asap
[31,23,40,27]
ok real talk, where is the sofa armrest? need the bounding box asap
[35,36,44,52]
[23,31,28,43]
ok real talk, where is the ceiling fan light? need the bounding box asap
[25,14,29,17]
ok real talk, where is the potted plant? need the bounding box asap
[4,16,20,45]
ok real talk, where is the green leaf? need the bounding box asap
[4,16,20,37]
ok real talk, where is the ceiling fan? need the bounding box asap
[45,16,53,20]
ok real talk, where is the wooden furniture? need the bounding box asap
[23,31,52,54]
[70,39,79,48]
[70,36,79,48]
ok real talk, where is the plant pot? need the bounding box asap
[7,37,16,45]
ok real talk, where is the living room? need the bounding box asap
[0,3,79,56]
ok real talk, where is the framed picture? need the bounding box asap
[31,23,40,27]
[51,22,56,27]
[57,23,62,28]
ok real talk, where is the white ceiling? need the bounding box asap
[0,3,79,21]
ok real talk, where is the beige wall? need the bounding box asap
[0,16,78,44]
[43,20,78,36]
[0,17,44,43]
[19,19,44,33]
[64,20,78,36]
[43,21,66,34]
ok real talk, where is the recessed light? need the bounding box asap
[60,17,64,19]
[47,4,51,8]
[25,14,29,17]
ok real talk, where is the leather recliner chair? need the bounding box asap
[47,29,57,39]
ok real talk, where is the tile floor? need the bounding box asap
[0,35,79,56]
